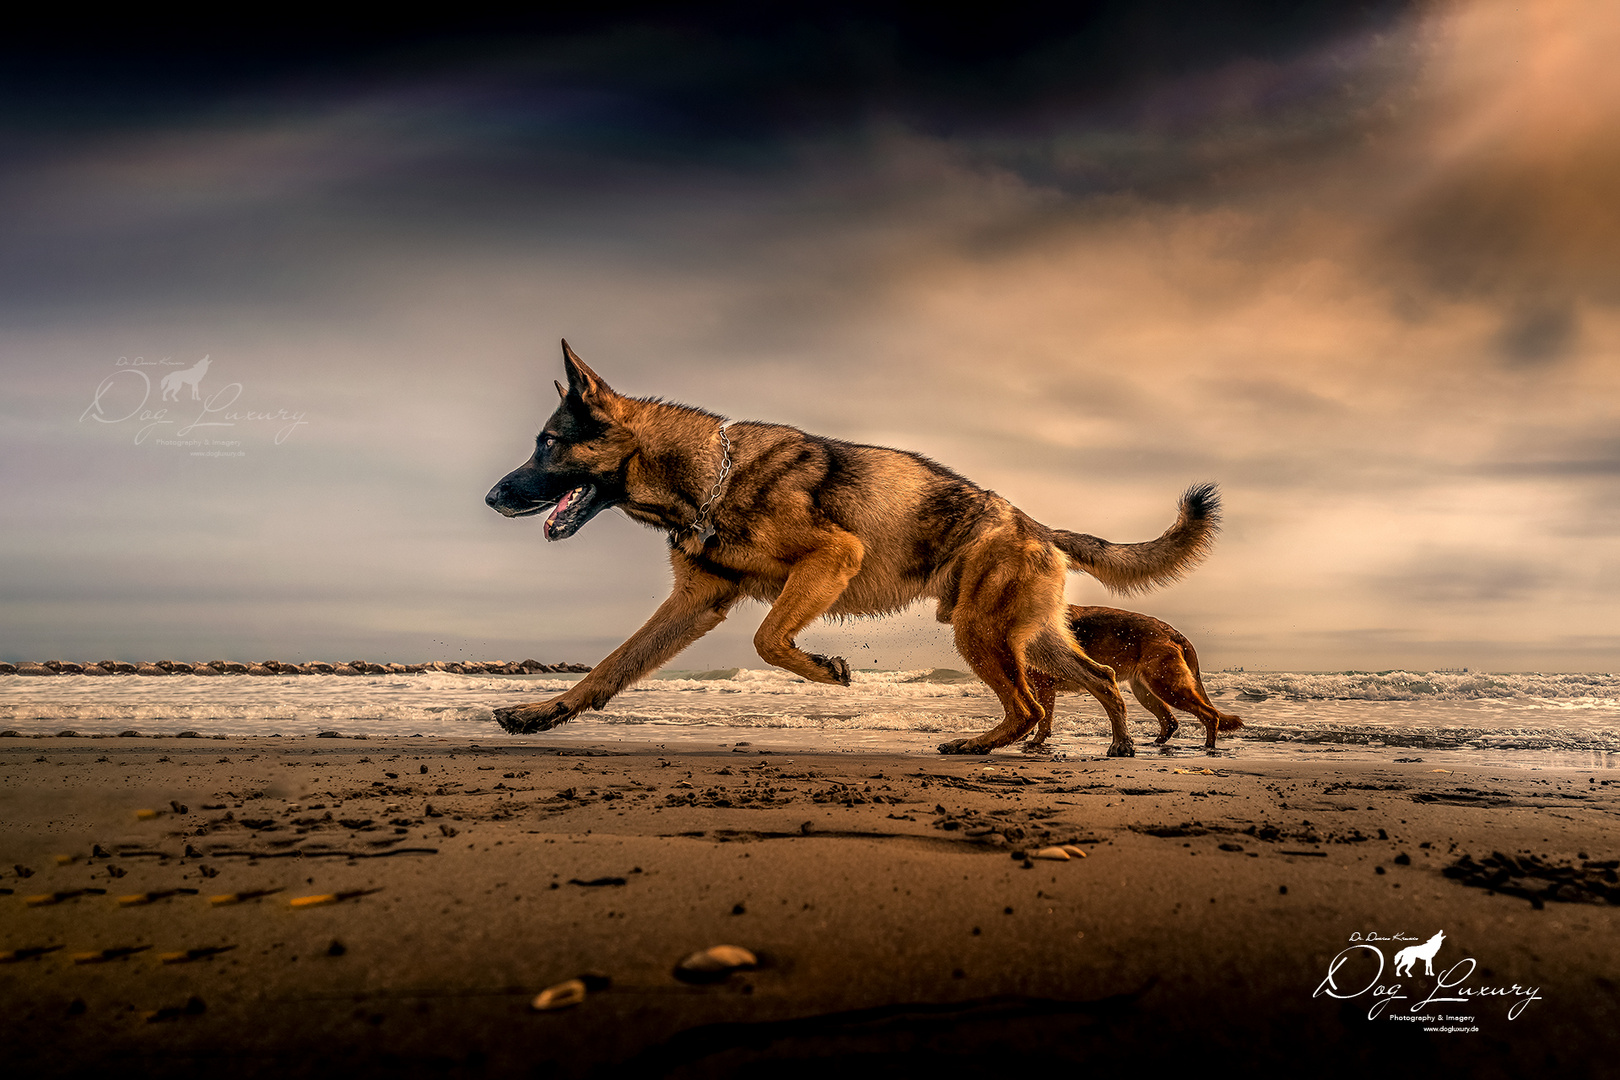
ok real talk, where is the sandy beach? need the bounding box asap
[2,733,1616,1078]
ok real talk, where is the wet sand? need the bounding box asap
[2,734,1617,1078]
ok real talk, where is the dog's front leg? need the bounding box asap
[493,563,740,734]
[752,532,863,685]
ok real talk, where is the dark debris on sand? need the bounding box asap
[1443,851,1620,907]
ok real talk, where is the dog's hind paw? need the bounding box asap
[493,699,575,734]
[1106,739,1136,758]
[937,738,991,755]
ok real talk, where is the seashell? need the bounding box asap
[674,944,757,982]
[1029,846,1071,861]
[1060,845,1087,858]
[531,978,587,1011]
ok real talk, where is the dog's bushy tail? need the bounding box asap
[1053,482,1221,595]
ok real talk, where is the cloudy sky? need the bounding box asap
[3,1,1618,673]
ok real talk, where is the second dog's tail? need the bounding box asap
[1053,482,1221,595]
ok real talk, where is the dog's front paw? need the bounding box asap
[1154,719,1179,745]
[493,697,578,734]
[937,737,991,755]
[808,653,851,686]
[1106,738,1136,758]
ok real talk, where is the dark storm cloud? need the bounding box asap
[0,5,1417,140]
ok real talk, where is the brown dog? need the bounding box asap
[1029,605,1243,749]
[485,342,1220,756]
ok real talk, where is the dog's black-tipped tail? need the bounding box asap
[1053,482,1221,595]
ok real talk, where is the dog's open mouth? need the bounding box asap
[543,484,598,541]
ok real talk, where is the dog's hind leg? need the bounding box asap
[1139,646,1241,748]
[1027,627,1133,756]
[938,628,1046,754]
[937,541,1056,754]
[1128,680,1180,744]
[752,531,864,686]
[494,558,741,734]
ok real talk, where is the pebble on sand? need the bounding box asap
[674,944,758,983]
[531,978,588,1011]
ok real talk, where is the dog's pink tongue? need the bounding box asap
[544,488,575,537]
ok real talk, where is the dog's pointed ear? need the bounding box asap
[561,339,613,402]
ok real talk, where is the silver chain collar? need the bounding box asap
[688,420,733,544]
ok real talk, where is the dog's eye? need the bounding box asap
[541,434,557,449]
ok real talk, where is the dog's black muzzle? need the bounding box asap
[486,462,611,541]
[486,463,551,519]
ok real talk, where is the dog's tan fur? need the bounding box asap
[1032,606,1243,749]
[485,343,1220,756]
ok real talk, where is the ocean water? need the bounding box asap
[1,667,1617,769]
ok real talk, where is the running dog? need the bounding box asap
[1393,931,1446,977]
[1029,606,1243,749]
[485,342,1220,756]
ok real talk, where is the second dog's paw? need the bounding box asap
[1106,739,1136,758]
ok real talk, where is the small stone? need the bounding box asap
[674,944,757,983]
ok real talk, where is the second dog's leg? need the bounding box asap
[1028,629,1132,757]
[1130,680,1180,743]
[1027,672,1058,745]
